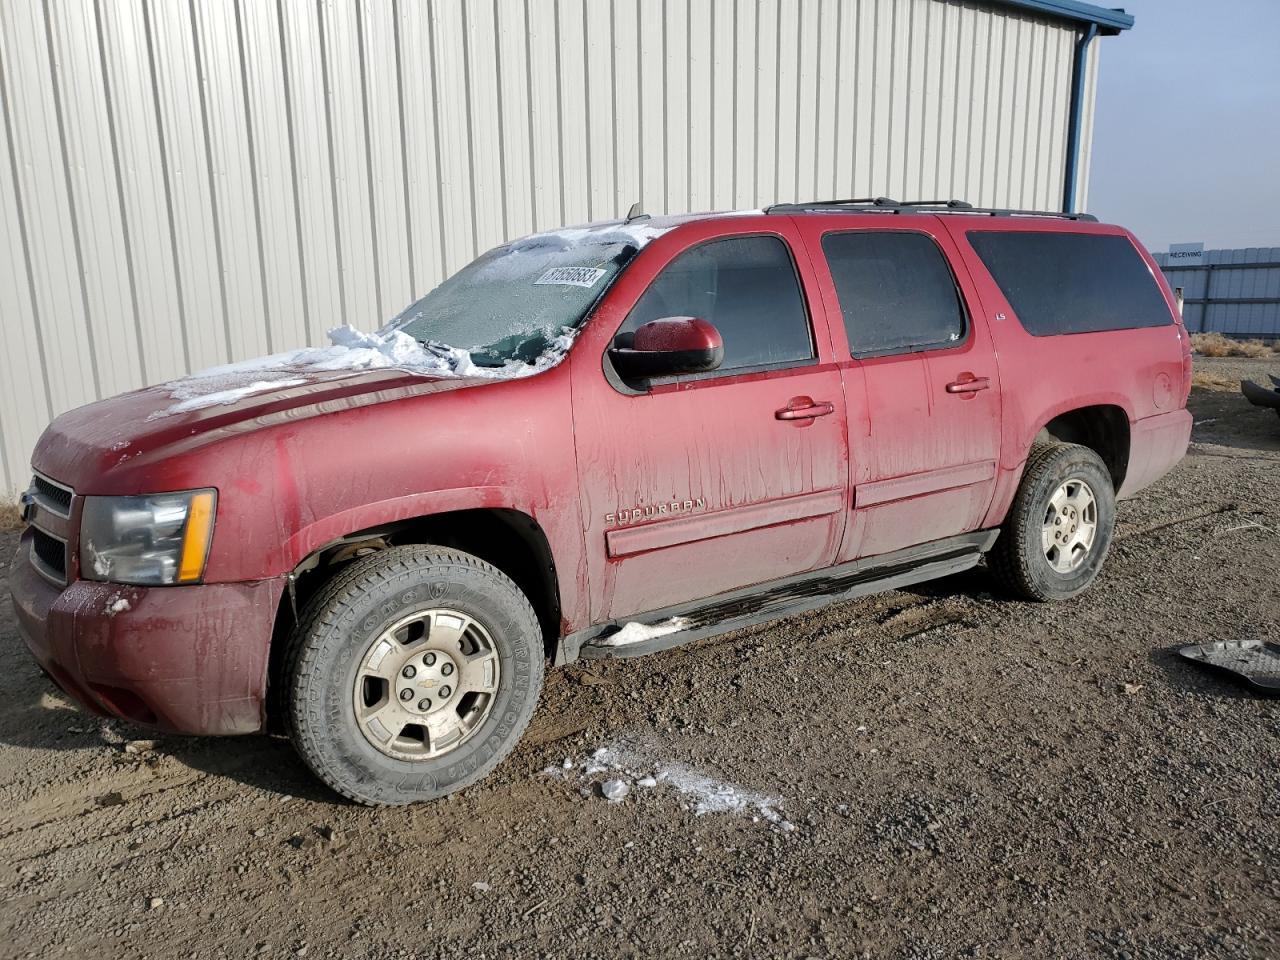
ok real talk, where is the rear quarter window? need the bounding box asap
[967,231,1172,336]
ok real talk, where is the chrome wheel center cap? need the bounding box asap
[394,649,460,714]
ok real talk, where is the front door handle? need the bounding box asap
[776,397,836,420]
[945,374,991,394]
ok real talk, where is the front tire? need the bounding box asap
[989,441,1117,601]
[285,545,544,806]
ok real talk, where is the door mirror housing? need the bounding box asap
[608,316,724,380]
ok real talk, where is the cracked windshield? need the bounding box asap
[386,234,640,368]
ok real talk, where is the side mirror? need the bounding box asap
[608,316,724,380]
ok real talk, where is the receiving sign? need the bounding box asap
[1168,242,1205,266]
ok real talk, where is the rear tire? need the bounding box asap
[989,441,1116,601]
[285,545,544,806]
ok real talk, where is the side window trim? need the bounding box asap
[820,228,972,360]
[605,231,819,391]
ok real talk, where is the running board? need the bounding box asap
[567,530,998,662]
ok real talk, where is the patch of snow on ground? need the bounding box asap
[545,741,794,831]
[596,616,691,647]
[652,762,794,828]
[149,323,579,418]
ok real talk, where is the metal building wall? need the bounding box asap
[0,0,1091,496]
[1154,248,1280,338]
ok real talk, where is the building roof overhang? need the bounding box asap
[987,1,1134,36]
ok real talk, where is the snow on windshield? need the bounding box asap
[504,220,671,253]
[146,324,574,419]
[387,220,670,364]
[146,219,673,418]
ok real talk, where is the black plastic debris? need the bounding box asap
[1178,639,1280,694]
[1241,378,1280,419]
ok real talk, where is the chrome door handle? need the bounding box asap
[946,375,991,394]
[776,397,836,420]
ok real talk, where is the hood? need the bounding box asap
[32,366,485,494]
[31,323,577,494]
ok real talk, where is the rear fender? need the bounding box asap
[983,393,1135,528]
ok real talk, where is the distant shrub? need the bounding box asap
[0,501,21,532]
[1191,332,1277,358]
[1191,371,1239,391]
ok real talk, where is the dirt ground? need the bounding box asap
[2,356,1278,960]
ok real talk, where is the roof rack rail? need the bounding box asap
[764,196,1097,222]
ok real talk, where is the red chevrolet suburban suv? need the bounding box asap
[10,198,1192,805]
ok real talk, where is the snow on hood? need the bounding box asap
[149,323,575,419]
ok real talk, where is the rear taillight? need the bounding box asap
[1180,331,1193,404]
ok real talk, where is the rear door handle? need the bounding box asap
[776,397,836,420]
[945,374,991,394]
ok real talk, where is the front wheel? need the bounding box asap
[284,546,544,806]
[989,441,1117,601]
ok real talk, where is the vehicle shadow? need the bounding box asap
[899,566,1280,703]
[155,732,341,803]
[897,563,1000,603]
[0,651,339,802]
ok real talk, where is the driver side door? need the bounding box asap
[568,219,850,623]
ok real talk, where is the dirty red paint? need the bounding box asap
[10,210,1192,736]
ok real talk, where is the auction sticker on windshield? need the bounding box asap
[534,266,607,288]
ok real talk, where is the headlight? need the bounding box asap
[80,490,217,586]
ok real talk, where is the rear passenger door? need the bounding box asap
[795,217,1004,561]
[569,220,849,623]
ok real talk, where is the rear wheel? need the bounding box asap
[989,441,1117,601]
[285,545,544,806]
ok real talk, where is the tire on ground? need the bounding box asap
[989,440,1117,602]
[284,545,544,806]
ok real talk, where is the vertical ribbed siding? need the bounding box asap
[0,0,1090,496]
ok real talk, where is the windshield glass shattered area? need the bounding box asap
[146,223,670,418]
[387,231,644,368]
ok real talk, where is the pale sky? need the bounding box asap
[1088,0,1280,253]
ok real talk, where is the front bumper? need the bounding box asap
[9,531,285,735]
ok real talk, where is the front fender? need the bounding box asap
[283,485,516,568]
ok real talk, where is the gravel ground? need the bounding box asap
[2,356,1278,959]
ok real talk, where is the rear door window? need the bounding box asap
[967,231,1172,336]
[621,235,814,373]
[821,231,967,358]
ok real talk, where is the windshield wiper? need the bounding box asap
[420,339,457,361]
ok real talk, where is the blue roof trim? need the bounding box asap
[988,1,1134,34]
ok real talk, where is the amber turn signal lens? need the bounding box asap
[177,491,216,583]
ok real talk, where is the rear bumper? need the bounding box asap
[9,531,285,735]
[1117,408,1193,500]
